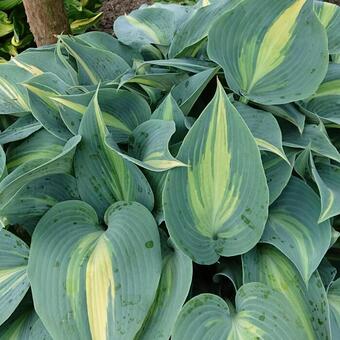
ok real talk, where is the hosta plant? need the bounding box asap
[0,0,103,62]
[1,0,340,339]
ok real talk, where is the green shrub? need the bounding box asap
[0,0,340,338]
[0,0,102,62]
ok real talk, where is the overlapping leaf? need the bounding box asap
[261,176,331,283]
[164,82,269,264]
[0,229,30,326]
[172,282,306,340]
[208,0,329,104]
[74,90,153,218]
[28,201,162,340]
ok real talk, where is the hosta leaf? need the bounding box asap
[0,145,6,180]
[208,0,328,105]
[213,257,243,291]
[74,90,153,218]
[136,235,192,340]
[282,122,340,162]
[114,7,176,48]
[294,145,312,179]
[318,258,337,290]
[258,103,305,134]
[6,129,65,173]
[171,68,218,115]
[151,93,188,144]
[0,115,41,144]
[23,73,73,141]
[172,282,305,340]
[261,176,331,283]
[144,170,167,225]
[314,1,340,54]
[310,158,340,222]
[120,72,186,92]
[303,63,340,125]
[0,308,51,340]
[328,279,340,337]
[163,82,268,264]
[12,48,75,85]
[144,58,216,74]
[76,32,142,66]
[107,120,187,172]
[0,0,22,10]
[28,200,162,340]
[0,134,80,209]
[243,245,330,340]
[0,174,79,234]
[168,0,241,58]
[234,101,287,161]
[52,88,151,143]
[59,36,130,85]
[0,64,31,115]
[149,2,193,27]
[0,229,30,326]
[262,151,294,204]
[70,12,103,35]
[0,11,13,38]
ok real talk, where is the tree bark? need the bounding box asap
[22,0,70,47]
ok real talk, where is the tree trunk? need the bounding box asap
[22,0,70,47]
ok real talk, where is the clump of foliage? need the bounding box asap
[0,0,102,62]
[1,0,340,338]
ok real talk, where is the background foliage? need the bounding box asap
[0,0,102,62]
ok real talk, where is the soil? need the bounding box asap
[100,0,153,33]
[328,0,340,5]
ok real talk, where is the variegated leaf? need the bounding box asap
[28,201,162,340]
[23,73,73,141]
[310,157,340,222]
[0,229,29,326]
[59,36,130,85]
[151,94,188,144]
[0,64,31,116]
[74,90,153,218]
[0,174,79,234]
[5,129,65,173]
[0,115,41,144]
[328,278,340,337]
[172,282,306,340]
[136,234,192,340]
[282,122,340,162]
[208,0,328,104]
[262,151,294,204]
[76,32,142,66]
[163,81,268,264]
[0,134,80,209]
[107,120,187,172]
[234,101,287,161]
[171,68,218,115]
[314,1,340,54]
[114,7,176,48]
[303,63,340,125]
[261,176,331,283]
[0,308,51,340]
[169,0,242,58]
[52,88,151,143]
[243,245,330,340]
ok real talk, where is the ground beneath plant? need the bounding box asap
[100,0,340,34]
[100,0,152,33]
